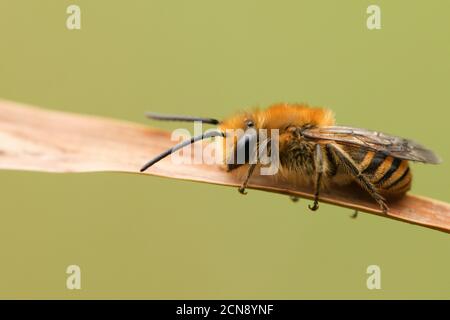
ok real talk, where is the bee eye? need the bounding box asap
[245,120,254,128]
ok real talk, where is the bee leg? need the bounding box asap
[326,144,389,214]
[238,164,257,195]
[308,144,323,212]
[290,196,300,202]
[351,210,359,219]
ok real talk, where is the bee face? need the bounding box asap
[219,112,260,171]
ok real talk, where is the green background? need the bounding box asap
[0,0,449,299]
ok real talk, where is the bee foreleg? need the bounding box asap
[308,144,324,212]
[290,196,300,202]
[326,144,388,214]
[238,164,257,195]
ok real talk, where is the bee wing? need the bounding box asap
[303,126,442,164]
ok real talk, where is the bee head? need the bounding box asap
[219,110,269,171]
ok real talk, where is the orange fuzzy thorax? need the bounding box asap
[219,103,335,131]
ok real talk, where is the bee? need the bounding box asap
[140,103,441,213]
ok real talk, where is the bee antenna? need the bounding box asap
[145,112,220,125]
[140,130,225,172]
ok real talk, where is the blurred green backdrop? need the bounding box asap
[0,0,449,299]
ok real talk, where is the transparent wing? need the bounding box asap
[303,126,442,164]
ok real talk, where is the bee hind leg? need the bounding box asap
[326,144,389,214]
[308,144,324,212]
[290,196,300,202]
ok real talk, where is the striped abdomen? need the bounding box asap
[348,148,412,195]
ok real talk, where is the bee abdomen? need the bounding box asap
[354,150,412,195]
